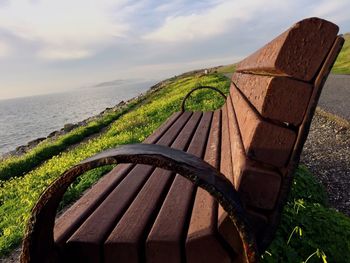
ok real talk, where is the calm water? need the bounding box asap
[0,80,156,155]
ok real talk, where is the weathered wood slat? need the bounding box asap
[145,112,213,263]
[226,95,281,210]
[186,110,233,263]
[230,83,296,167]
[104,112,204,263]
[236,17,339,81]
[231,72,312,126]
[54,112,183,245]
[104,169,174,263]
[217,104,244,261]
[66,164,155,262]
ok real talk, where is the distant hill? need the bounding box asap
[332,33,350,74]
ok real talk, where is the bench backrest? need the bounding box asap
[225,17,344,248]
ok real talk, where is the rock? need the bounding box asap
[27,137,46,147]
[48,130,60,138]
[63,123,78,132]
[15,145,27,155]
[118,100,125,105]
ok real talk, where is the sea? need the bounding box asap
[0,79,156,156]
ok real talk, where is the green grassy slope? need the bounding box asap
[332,33,350,74]
[215,63,236,74]
[0,73,349,261]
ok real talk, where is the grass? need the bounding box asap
[215,63,236,74]
[0,72,349,262]
[263,166,350,262]
[332,33,350,74]
[0,73,229,256]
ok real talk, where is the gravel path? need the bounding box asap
[301,110,350,215]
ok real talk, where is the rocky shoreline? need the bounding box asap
[1,69,208,160]
[2,99,128,158]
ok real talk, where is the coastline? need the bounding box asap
[1,69,206,160]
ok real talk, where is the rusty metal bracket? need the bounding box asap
[181,86,226,112]
[20,144,258,263]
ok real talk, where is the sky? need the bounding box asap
[0,0,350,100]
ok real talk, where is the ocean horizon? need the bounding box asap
[0,79,156,156]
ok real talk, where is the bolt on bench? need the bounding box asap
[21,17,344,263]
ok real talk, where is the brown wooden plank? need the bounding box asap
[218,102,270,258]
[257,35,345,252]
[104,112,204,263]
[145,112,213,263]
[65,164,155,262]
[63,112,193,262]
[54,111,183,245]
[236,17,339,82]
[219,104,234,185]
[226,95,281,210]
[230,83,296,167]
[104,169,172,263]
[232,72,312,126]
[186,110,234,263]
[217,104,244,261]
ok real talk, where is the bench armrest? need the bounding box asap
[21,144,258,263]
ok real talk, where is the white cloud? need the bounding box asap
[143,0,285,42]
[0,41,11,57]
[0,0,130,60]
[37,48,91,60]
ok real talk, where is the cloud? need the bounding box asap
[37,48,91,61]
[0,41,11,57]
[312,0,350,24]
[143,0,285,42]
[0,0,130,60]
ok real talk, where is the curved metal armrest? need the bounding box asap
[21,144,258,263]
[181,86,226,112]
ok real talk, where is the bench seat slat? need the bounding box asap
[186,110,234,263]
[103,112,203,263]
[104,168,175,263]
[217,105,245,261]
[66,164,156,261]
[145,112,212,263]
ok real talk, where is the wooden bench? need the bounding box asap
[20,17,344,263]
